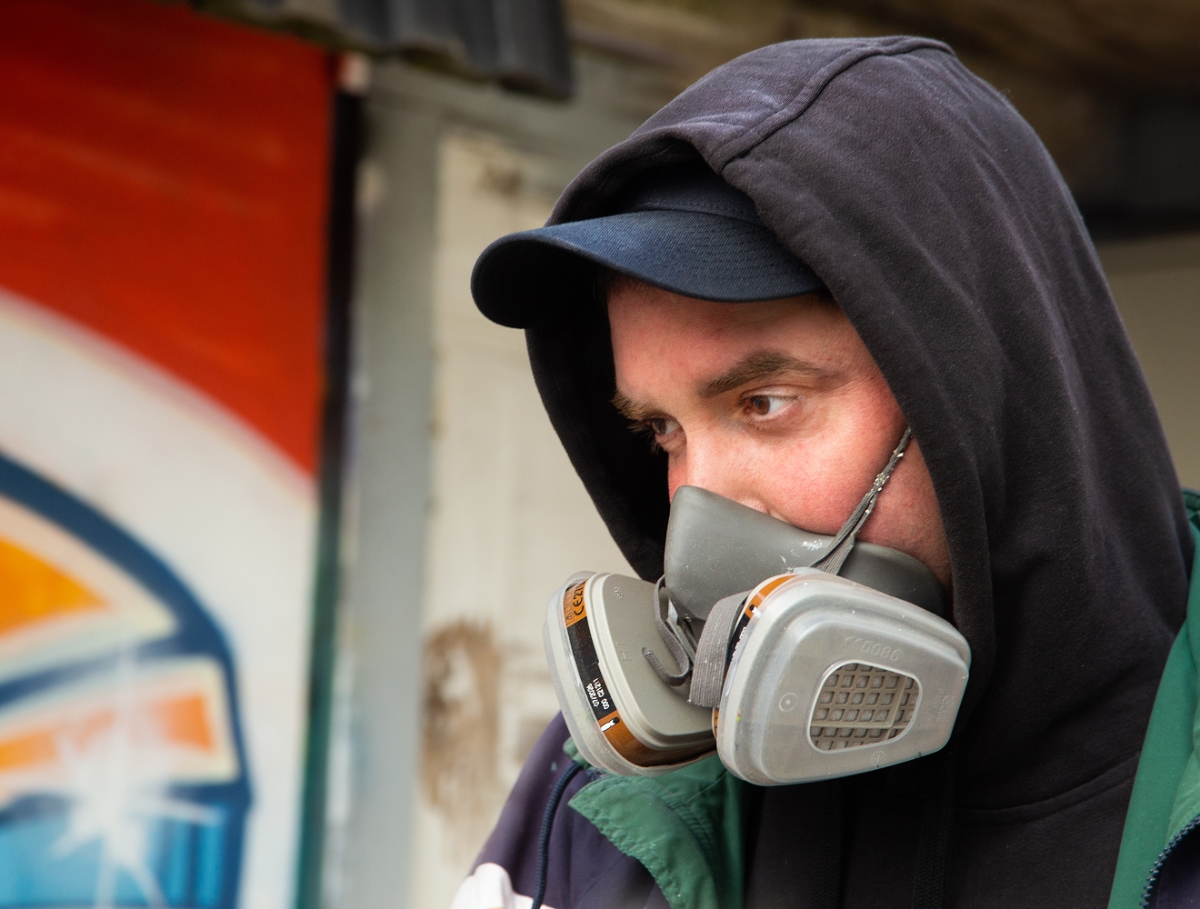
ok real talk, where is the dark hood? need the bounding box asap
[489,37,1196,905]
[519,37,1192,812]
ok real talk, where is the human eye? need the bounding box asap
[649,416,681,440]
[633,416,682,452]
[741,393,797,420]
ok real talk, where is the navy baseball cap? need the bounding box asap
[471,163,826,328]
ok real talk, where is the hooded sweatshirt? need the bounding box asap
[462,36,1194,909]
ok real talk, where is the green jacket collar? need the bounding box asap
[1109,489,1200,908]
[567,743,745,909]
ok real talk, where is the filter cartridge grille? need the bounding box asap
[809,662,918,751]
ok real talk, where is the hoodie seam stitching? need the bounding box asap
[709,38,952,168]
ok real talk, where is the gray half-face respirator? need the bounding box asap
[543,429,971,785]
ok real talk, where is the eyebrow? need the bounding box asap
[699,351,836,398]
[612,390,658,423]
[611,351,839,422]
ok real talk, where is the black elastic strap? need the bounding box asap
[531,761,585,909]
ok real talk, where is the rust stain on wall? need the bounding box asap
[421,619,503,854]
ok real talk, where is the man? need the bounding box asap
[458,36,1197,908]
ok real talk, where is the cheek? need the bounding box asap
[664,388,907,536]
[666,461,685,503]
[666,428,874,535]
[760,434,951,589]
[757,452,875,535]
[762,401,907,534]
[857,443,952,589]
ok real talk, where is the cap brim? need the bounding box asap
[471,210,825,328]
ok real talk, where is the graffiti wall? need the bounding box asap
[0,2,334,908]
[0,448,247,909]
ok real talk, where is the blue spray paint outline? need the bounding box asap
[0,451,251,909]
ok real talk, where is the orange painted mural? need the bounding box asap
[0,2,335,909]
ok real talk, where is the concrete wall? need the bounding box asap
[1099,232,1200,488]
[413,131,635,909]
[325,53,662,909]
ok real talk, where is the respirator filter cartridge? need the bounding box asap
[543,572,715,776]
[716,569,970,785]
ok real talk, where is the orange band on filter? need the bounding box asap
[717,575,793,740]
[600,709,658,765]
[563,579,712,768]
[743,574,793,620]
[600,707,712,767]
[563,581,587,628]
[599,707,662,764]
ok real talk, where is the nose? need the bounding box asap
[668,433,772,516]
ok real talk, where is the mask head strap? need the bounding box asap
[811,427,913,577]
[642,577,695,687]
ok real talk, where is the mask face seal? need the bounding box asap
[542,430,971,783]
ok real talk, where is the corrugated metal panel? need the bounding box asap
[230,0,573,98]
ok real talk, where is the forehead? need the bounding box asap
[606,280,872,390]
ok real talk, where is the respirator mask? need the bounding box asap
[544,429,970,785]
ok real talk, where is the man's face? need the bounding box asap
[608,278,952,589]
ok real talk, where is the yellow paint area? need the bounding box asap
[0,691,216,775]
[0,536,106,636]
